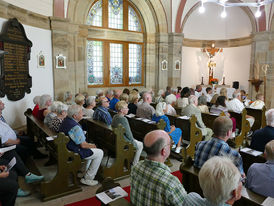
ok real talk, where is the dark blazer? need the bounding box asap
[250,126,274,152]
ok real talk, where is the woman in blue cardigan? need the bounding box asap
[152,102,182,153]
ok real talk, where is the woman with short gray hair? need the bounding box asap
[83,96,96,118]
[48,103,68,132]
[198,95,209,113]
[37,94,52,121]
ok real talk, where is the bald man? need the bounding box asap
[130,130,186,206]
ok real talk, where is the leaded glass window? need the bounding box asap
[86,0,102,26]
[110,43,123,84]
[129,44,142,84]
[87,41,103,85]
[128,6,141,32]
[108,0,123,29]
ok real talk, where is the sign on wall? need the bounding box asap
[0,18,32,101]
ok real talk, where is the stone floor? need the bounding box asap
[15,155,182,206]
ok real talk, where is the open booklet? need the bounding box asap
[240,148,263,156]
[96,186,128,204]
[0,145,16,153]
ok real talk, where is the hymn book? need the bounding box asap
[96,186,128,204]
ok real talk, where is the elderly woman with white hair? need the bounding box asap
[154,89,165,103]
[165,94,177,116]
[152,102,182,153]
[112,101,143,165]
[83,96,96,118]
[183,156,242,205]
[44,101,62,126]
[37,94,52,121]
[64,91,73,105]
[48,103,68,132]
[59,105,103,186]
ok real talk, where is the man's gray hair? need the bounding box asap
[266,109,274,127]
[199,156,241,205]
[198,95,207,106]
[105,89,113,96]
[232,92,241,99]
[67,104,82,118]
[165,94,176,105]
[33,96,40,105]
[56,103,68,115]
[142,92,151,101]
[144,138,166,157]
[188,95,198,105]
[158,89,164,96]
[39,94,52,108]
[96,89,103,96]
[86,96,96,106]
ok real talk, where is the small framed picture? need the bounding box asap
[161,60,168,71]
[56,54,66,69]
[175,60,181,70]
[37,51,45,68]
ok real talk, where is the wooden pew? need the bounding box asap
[229,108,250,148]
[246,106,266,131]
[166,114,203,160]
[83,118,135,179]
[239,150,266,174]
[24,109,82,201]
[180,163,266,206]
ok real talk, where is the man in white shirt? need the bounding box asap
[249,93,265,109]
[227,92,255,129]
[205,87,213,102]
[194,85,203,98]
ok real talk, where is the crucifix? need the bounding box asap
[202,43,223,84]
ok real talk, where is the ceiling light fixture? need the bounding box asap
[255,7,262,18]
[221,7,227,18]
[199,0,206,13]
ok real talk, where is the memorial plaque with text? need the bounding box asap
[0,18,32,101]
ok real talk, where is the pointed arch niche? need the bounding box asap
[51,0,168,99]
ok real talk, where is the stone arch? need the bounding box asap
[66,0,168,34]
[175,0,257,34]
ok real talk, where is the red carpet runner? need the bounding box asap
[65,170,182,206]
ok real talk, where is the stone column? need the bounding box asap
[168,33,184,88]
[155,33,169,91]
[250,31,274,109]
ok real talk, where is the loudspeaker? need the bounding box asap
[232,81,239,89]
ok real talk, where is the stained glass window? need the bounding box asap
[87,41,103,85]
[128,6,141,32]
[108,0,123,29]
[129,44,142,84]
[87,0,102,26]
[110,43,123,84]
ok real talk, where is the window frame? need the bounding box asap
[86,0,145,88]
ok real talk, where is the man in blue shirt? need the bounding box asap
[194,116,245,176]
[109,89,121,111]
[246,140,274,198]
[250,108,274,152]
[93,96,112,125]
[59,104,103,186]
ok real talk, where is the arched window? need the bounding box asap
[86,0,144,87]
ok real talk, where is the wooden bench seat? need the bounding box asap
[239,150,266,174]
[180,163,266,206]
[24,109,82,201]
[82,118,135,179]
[246,106,266,131]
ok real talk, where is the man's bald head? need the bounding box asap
[144,130,170,158]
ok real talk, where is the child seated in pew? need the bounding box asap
[111,101,143,166]
[152,102,182,153]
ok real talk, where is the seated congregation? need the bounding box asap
[0,85,273,206]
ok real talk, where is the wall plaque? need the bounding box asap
[0,18,32,101]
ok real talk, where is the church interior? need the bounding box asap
[0,0,273,205]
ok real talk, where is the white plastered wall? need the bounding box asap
[181,3,252,92]
[2,0,53,17]
[0,17,54,128]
